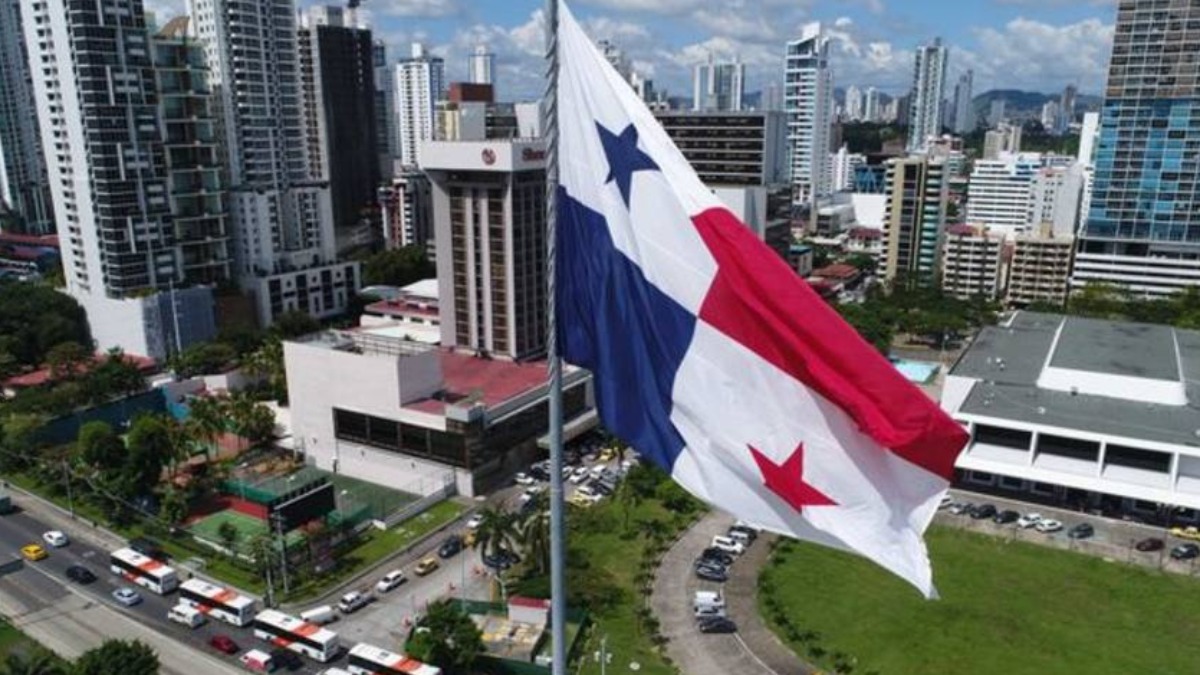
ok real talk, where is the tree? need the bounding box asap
[470,507,518,559]
[72,640,158,675]
[1068,281,1132,320]
[187,395,228,461]
[76,421,125,471]
[85,349,146,401]
[123,416,171,495]
[168,342,237,378]
[270,311,319,340]
[218,521,240,553]
[405,600,484,674]
[0,280,91,368]
[229,395,275,448]
[518,499,551,576]
[160,488,188,527]
[361,246,434,288]
[243,338,287,403]
[45,342,89,382]
[3,648,65,675]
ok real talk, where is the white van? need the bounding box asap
[167,603,206,629]
[300,605,337,625]
[239,649,275,672]
[694,591,725,609]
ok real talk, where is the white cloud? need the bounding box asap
[966,17,1113,92]
[371,0,461,19]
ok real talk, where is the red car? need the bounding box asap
[209,635,239,655]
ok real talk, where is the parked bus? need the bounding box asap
[179,578,257,627]
[109,547,178,594]
[347,642,442,675]
[251,609,341,663]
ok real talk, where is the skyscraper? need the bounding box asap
[784,23,833,205]
[1074,1,1200,296]
[1059,84,1078,134]
[952,70,974,134]
[0,0,53,234]
[469,45,494,85]
[882,156,947,285]
[864,87,880,122]
[188,0,359,324]
[692,56,745,112]
[394,43,445,168]
[373,40,396,179]
[907,38,949,153]
[845,85,863,121]
[298,6,380,255]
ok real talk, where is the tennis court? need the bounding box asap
[188,509,305,549]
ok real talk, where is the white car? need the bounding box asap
[375,570,406,593]
[1017,513,1043,529]
[465,514,484,530]
[569,468,590,484]
[518,487,544,504]
[42,531,68,548]
[1035,518,1063,533]
[337,591,372,614]
[938,495,953,510]
[710,535,745,555]
[514,472,535,486]
[576,485,603,502]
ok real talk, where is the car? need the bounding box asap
[1170,525,1200,541]
[1170,543,1200,560]
[695,566,728,583]
[514,472,535,486]
[483,549,520,571]
[1035,518,1063,533]
[569,468,590,484]
[576,485,603,502]
[376,570,406,593]
[694,605,726,619]
[948,502,972,515]
[438,535,463,559]
[993,510,1020,525]
[1067,523,1095,539]
[710,536,745,555]
[698,617,738,634]
[462,529,477,547]
[528,467,550,482]
[1016,513,1043,529]
[938,494,954,510]
[112,587,142,606]
[1136,537,1165,552]
[729,524,758,541]
[465,514,484,530]
[337,591,373,614]
[699,548,734,566]
[621,458,637,472]
[727,529,753,546]
[269,648,304,672]
[969,504,997,520]
[65,565,96,584]
[209,634,239,655]
[20,544,46,561]
[694,560,727,577]
[588,481,614,497]
[694,590,725,609]
[414,556,440,576]
[42,530,68,548]
[567,493,594,508]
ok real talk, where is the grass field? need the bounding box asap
[187,509,306,548]
[759,526,1200,675]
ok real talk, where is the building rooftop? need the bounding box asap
[3,352,157,390]
[403,351,550,415]
[811,263,860,280]
[950,312,1200,448]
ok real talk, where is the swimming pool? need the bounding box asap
[891,358,940,384]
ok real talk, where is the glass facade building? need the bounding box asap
[1075,0,1200,295]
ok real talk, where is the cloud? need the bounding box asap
[966,17,1113,91]
[370,0,461,19]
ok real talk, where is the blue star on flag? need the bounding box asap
[596,122,660,207]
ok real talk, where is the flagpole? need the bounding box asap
[543,1,568,674]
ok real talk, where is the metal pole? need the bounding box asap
[62,459,74,518]
[543,2,567,675]
[274,513,291,594]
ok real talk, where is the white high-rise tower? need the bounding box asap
[908,37,949,152]
[468,45,494,85]
[395,43,445,168]
[784,23,833,205]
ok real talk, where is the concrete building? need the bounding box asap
[188,0,357,326]
[23,2,224,358]
[1059,84,1077,135]
[844,85,863,121]
[423,139,548,361]
[468,45,494,86]
[693,56,745,112]
[882,156,948,285]
[983,123,1022,159]
[0,0,54,234]
[784,23,833,205]
[966,153,1040,235]
[379,170,433,252]
[907,38,949,153]
[374,40,396,179]
[298,6,380,255]
[394,43,445,168]
[1075,1,1200,296]
[359,278,441,344]
[1007,225,1074,308]
[1029,164,1084,237]
[942,312,1200,515]
[284,328,594,497]
[1077,111,1100,228]
[863,87,879,123]
[988,99,1007,128]
[654,111,786,187]
[952,70,974,134]
[940,224,1005,300]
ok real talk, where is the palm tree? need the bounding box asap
[518,500,551,576]
[187,395,227,462]
[3,648,66,675]
[471,507,518,560]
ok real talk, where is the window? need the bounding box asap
[1106,444,1171,473]
[972,425,1031,450]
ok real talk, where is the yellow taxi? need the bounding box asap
[567,492,594,509]
[1170,526,1200,541]
[462,529,477,547]
[21,544,47,561]
[414,556,440,577]
[598,447,617,462]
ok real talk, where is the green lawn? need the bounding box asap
[759,526,1200,675]
[0,619,65,667]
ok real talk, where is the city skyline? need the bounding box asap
[139,0,1116,101]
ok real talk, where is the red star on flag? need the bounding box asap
[749,443,838,513]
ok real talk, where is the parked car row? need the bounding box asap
[692,590,736,634]
[942,501,1096,538]
[694,523,759,583]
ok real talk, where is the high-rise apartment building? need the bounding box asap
[844,85,863,121]
[394,43,445,168]
[693,56,745,112]
[908,38,949,153]
[298,6,380,255]
[966,154,1040,235]
[864,87,879,123]
[654,111,787,186]
[1075,0,1200,296]
[1029,164,1084,237]
[983,123,1022,159]
[379,170,432,252]
[941,225,1005,300]
[188,0,358,325]
[882,156,948,285]
[952,70,974,134]
[1007,224,1074,307]
[784,23,833,205]
[1077,111,1101,227]
[1059,84,1078,134]
[1040,100,1060,133]
[424,139,548,361]
[0,0,53,234]
[468,45,494,85]
[373,40,397,178]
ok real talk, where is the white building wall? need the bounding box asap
[395,45,444,168]
[785,23,832,205]
[908,39,948,153]
[966,154,1040,235]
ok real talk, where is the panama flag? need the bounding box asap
[554,2,968,596]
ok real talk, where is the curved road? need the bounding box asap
[650,513,813,675]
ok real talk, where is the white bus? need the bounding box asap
[179,578,257,627]
[110,547,178,594]
[252,609,341,663]
[347,642,442,675]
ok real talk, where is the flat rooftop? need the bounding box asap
[950,312,1200,447]
[404,351,550,415]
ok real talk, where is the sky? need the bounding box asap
[147,0,1119,101]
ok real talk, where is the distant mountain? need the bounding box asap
[972,89,1102,122]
